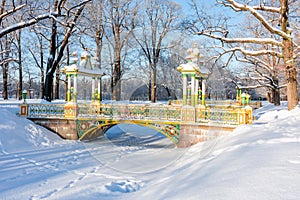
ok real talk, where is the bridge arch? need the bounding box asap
[77,120,180,145]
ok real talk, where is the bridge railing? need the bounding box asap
[27,103,65,118]
[77,103,182,122]
[196,107,239,126]
[170,99,261,109]
[23,102,252,126]
[196,106,252,126]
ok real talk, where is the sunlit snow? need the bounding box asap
[0,101,299,200]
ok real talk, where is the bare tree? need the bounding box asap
[191,0,299,110]
[132,0,182,102]
[81,1,105,65]
[77,1,105,99]
[102,0,139,101]
[0,34,13,99]
[27,30,47,99]
[0,0,91,100]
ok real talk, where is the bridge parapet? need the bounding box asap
[21,102,252,146]
[76,103,182,122]
[26,103,65,118]
[23,102,252,125]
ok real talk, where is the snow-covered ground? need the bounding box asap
[0,101,299,200]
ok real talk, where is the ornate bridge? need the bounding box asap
[19,46,254,147]
[20,101,253,147]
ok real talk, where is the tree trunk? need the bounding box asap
[2,64,8,100]
[2,37,9,100]
[112,48,121,101]
[272,77,280,106]
[283,38,298,110]
[151,68,156,103]
[55,66,59,99]
[39,49,45,99]
[44,18,57,102]
[44,57,54,101]
[17,30,22,100]
[273,88,280,106]
[280,1,298,110]
[65,80,68,101]
[40,69,45,99]
[148,78,151,101]
[44,74,53,101]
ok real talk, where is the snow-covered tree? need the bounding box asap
[190,0,299,110]
[43,0,91,101]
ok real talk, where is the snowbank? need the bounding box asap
[0,107,74,154]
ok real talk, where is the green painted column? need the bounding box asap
[187,86,191,105]
[201,78,206,106]
[92,77,95,101]
[191,74,196,106]
[67,74,71,102]
[182,74,187,105]
[73,74,77,103]
[195,77,199,106]
[97,77,101,102]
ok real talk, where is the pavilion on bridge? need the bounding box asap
[61,50,105,118]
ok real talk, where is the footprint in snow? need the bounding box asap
[105,179,144,193]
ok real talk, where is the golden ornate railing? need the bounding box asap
[25,102,252,126]
[77,103,182,122]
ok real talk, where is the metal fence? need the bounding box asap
[27,103,65,118]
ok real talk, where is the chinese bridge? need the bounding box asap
[20,45,254,147]
[21,101,253,147]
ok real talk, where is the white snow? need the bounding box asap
[0,101,299,200]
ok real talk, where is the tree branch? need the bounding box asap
[0,13,54,38]
[199,30,283,47]
[228,46,282,57]
[0,3,26,21]
[217,0,291,39]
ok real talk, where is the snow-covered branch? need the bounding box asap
[0,13,53,38]
[199,30,283,47]
[0,4,26,21]
[232,47,282,57]
[252,5,281,13]
[214,46,282,63]
[217,0,291,39]
[0,57,17,65]
[0,0,92,39]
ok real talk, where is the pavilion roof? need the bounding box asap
[62,50,105,77]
